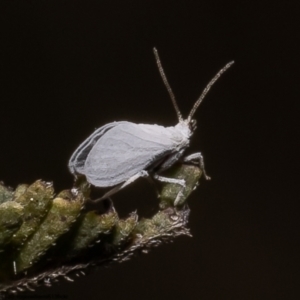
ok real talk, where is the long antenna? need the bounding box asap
[187,61,234,122]
[153,48,183,122]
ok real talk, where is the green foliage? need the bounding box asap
[0,163,202,294]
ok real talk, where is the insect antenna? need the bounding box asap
[187,61,234,122]
[153,48,183,122]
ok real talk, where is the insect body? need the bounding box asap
[69,49,234,205]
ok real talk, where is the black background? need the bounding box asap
[0,1,299,299]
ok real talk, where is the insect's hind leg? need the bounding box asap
[183,152,211,180]
[95,170,150,202]
[153,174,186,206]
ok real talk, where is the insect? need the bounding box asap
[69,48,234,205]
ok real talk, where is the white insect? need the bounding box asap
[69,49,234,205]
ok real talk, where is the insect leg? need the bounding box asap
[153,174,186,206]
[153,174,185,186]
[96,170,150,202]
[183,152,211,180]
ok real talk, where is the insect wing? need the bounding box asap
[83,122,186,187]
[68,122,128,174]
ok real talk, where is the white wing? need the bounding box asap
[69,122,127,174]
[83,122,189,187]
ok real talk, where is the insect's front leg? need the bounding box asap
[183,152,211,180]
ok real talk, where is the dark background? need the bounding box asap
[0,1,299,299]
